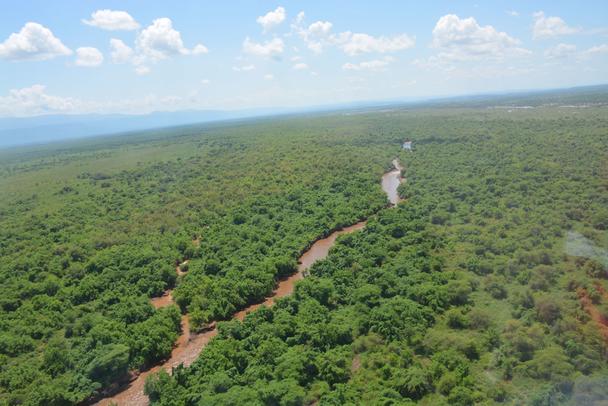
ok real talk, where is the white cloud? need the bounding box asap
[82,9,139,31]
[342,56,394,71]
[431,14,530,61]
[0,85,205,117]
[0,22,72,61]
[544,43,576,59]
[291,14,332,53]
[293,14,414,56]
[335,32,415,56]
[300,21,334,53]
[507,10,519,17]
[290,55,302,62]
[233,64,255,72]
[295,11,305,24]
[242,37,284,57]
[75,47,103,67]
[0,84,77,116]
[192,44,209,55]
[134,65,151,75]
[136,18,207,61]
[264,74,274,80]
[293,62,308,70]
[257,6,286,32]
[581,44,608,57]
[106,19,206,74]
[308,21,333,36]
[305,41,323,54]
[109,38,133,63]
[201,79,211,85]
[533,11,579,39]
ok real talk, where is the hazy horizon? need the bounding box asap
[1,83,606,149]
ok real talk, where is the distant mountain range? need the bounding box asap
[0,108,296,148]
[1,84,606,149]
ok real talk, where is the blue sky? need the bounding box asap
[1,0,607,117]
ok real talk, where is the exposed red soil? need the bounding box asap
[578,288,608,343]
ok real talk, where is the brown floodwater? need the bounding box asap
[234,221,367,321]
[381,159,404,206]
[93,160,403,406]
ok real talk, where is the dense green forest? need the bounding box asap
[146,105,608,405]
[0,97,607,405]
[0,114,396,404]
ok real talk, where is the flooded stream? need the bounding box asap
[94,159,404,406]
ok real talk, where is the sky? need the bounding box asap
[0,0,607,117]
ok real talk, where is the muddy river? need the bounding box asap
[94,159,403,406]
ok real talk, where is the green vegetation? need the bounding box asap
[147,105,608,405]
[1,95,607,405]
[0,116,395,404]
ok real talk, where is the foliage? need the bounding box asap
[1,93,607,404]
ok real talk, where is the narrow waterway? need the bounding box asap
[382,159,404,206]
[94,159,404,406]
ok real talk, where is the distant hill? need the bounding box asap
[0,108,290,148]
[0,84,606,148]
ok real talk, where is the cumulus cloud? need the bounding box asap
[0,22,72,61]
[82,9,140,31]
[293,62,308,70]
[544,43,577,59]
[533,11,579,39]
[106,19,206,74]
[201,79,211,85]
[137,18,189,59]
[297,20,334,53]
[0,84,77,116]
[308,21,333,36]
[342,56,394,71]
[257,6,286,32]
[232,64,255,72]
[242,37,284,57]
[336,32,415,55]
[109,38,133,63]
[136,18,208,61]
[75,47,103,67]
[292,15,413,55]
[264,74,274,80]
[431,14,530,61]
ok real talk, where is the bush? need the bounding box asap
[467,308,491,330]
[485,277,508,299]
[521,346,574,381]
[448,386,475,406]
[445,309,469,329]
[535,296,561,325]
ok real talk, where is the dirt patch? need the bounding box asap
[578,288,608,343]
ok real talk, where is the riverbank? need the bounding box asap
[92,159,404,406]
